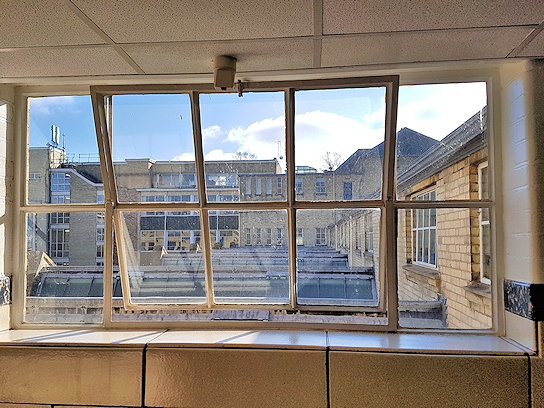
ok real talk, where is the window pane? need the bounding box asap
[397,208,492,329]
[199,92,286,202]
[25,212,104,324]
[213,210,289,305]
[118,210,206,305]
[396,83,488,200]
[111,94,197,203]
[295,87,386,202]
[28,96,101,204]
[297,209,379,307]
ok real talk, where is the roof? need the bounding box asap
[335,128,438,174]
[397,107,487,191]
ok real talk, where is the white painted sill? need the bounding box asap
[0,329,532,355]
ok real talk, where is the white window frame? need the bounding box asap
[14,75,496,333]
[412,189,438,268]
[315,177,326,194]
[479,161,491,285]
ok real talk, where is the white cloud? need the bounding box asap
[397,83,487,140]
[224,111,385,169]
[202,125,222,144]
[29,96,76,115]
[171,148,235,161]
[171,152,195,161]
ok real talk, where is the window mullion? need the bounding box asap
[190,91,215,308]
[102,202,114,327]
[285,88,297,309]
[382,77,400,331]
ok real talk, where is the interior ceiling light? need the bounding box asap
[213,55,237,91]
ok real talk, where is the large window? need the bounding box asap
[19,77,493,330]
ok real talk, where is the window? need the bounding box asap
[245,228,251,246]
[316,228,326,246]
[141,230,164,251]
[479,162,490,284]
[51,172,70,192]
[50,227,69,259]
[296,228,303,245]
[412,190,437,267]
[29,173,41,181]
[315,178,326,194]
[245,178,251,196]
[295,177,303,195]
[343,182,352,200]
[20,78,493,330]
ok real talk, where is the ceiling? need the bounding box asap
[1,0,543,83]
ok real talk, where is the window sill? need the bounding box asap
[402,264,440,279]
[0,329,531,354]
[464,282,492,299]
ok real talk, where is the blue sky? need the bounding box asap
[28,82,486,171]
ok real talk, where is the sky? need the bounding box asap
[28,82,487,172]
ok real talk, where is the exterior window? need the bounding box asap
[142,195,165,216]
[96,244,104,258]
[141,230,164,251]
[266,228,272,245]
[479,162,491,284]
[296,228,303,245]
[266,178,272,195]
[256,178,262,195]
[316,228,326,245]
[277,228,283,245]
[245,228,251,246]
[295,177,303,195]
[365,213,374,252]
[315,178,326,194]
[50,227,69,259]
[277,177,282,194]
[255,228,262,245]
[96,227,105,242]
[51,172,70,192]
[343,182,352,200]
[412,190,437,267]
[206,173,238,187]
[245,178,251,196]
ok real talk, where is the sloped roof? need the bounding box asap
[335,128,438,174]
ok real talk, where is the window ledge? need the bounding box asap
[0,329,531,355]
[464,282,492,298]
[403,264,440,279]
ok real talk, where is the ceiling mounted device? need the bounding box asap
[213,56,237,91]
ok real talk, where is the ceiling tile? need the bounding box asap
[517,30,544,56]
[0,0,107,48]
[0,47,137,77]
[323,0,544,35]
[73,0,314,43]
[321,27,532,68]
[122,39,314,74]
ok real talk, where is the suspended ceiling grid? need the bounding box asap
[0,0,543,81]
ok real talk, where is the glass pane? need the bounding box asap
[25,212,104,324]
[28,96,101,204]
[297,209,379,306]
[199,92,286,202]
[295,87,386,201]
[111,94,197,203]
[212,210,289,305]
[397,83,488,200]
[397,208,492,329]
[118,210,206,305]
